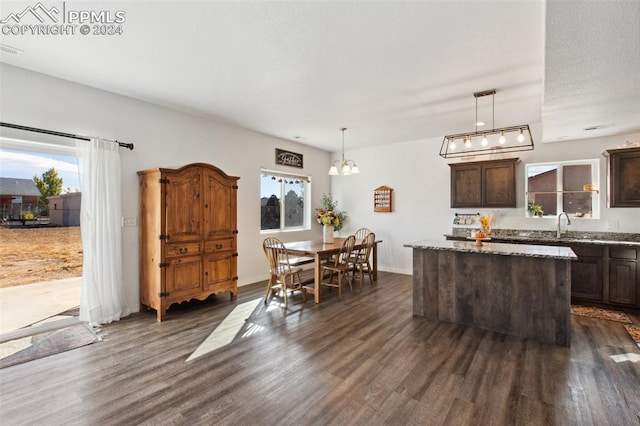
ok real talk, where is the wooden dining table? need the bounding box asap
[283,237,381,303]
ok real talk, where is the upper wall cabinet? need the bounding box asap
[449,158,518,208]
[604,147,640,207]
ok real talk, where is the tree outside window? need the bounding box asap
[260,170,309,231]
[33,167,63,216]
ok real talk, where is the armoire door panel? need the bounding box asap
[165,169,202,242]
[203,253,235,288]
[165,256,202,300]
[203,171,237,238]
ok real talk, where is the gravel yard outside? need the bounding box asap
[0,226,82,288]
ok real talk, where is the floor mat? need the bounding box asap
[570,305,632,323]
[0,322,99,369]
[623,324,640,349]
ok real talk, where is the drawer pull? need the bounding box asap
[179,247,188,254]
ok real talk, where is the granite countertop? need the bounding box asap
[445,229,640,247]
[404,240,578,260]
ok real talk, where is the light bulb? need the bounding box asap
[449,140,457,150]
[499,130,506,144]
[481,134,488,146]
[351,164,360,174]
[328,165,338,175]
[517,129,524,143]
[342,163,351,175]
[464,137,472,148]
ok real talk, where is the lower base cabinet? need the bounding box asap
[559,244,639,309]
[569,244,604,302]
[608,247,638,306]
[445,236,640,310]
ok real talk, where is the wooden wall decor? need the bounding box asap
[275,148,303,168]
[374,186,393,212]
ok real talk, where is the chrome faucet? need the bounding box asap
[557,212,572,238]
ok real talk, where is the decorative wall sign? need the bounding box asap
[276,149,303,168]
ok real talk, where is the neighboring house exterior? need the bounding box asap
[0,177,40,219]
[48,192,82,226]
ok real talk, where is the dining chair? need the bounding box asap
[262,237,306,308]
[351,232,376,289]
[320,234,356,298]
[349,227,372,274]
[351,228,371,272]
[353,227,372,244]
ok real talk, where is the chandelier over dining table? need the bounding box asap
[439,89,534,159]
[328,127,360,175]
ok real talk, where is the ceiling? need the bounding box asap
[0,1,638,152]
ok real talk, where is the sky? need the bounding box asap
[0,149,81,191]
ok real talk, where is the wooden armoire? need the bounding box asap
[138,163,239,321]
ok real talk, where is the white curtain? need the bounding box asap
[77,138,128,326]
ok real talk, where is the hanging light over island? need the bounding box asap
[440,89,534,159]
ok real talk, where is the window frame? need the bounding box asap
[525,158,600,219]
[260,168,311,233]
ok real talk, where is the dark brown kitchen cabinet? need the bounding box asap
[604,147,640,207]
[608,247,638,306]
[569,244,604,302]
[449,158,518,208]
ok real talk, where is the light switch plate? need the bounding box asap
[122,217,138,227]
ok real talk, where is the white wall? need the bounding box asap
[330,127,640,275]
[0,63,330,313]
[2,63,638,311]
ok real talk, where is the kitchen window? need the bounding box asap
[260,169,310,232]
[525,159,599,218]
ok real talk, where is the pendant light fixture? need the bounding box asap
[328,127,360,175]
[439,89,534,158]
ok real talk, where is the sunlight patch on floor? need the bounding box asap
[186,298,264,362]
[0,336,32,359]
[609,353,640,363]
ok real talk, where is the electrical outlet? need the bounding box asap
[121,216,138,227]
[606,220,619,230]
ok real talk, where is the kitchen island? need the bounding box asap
[404,240,577,346]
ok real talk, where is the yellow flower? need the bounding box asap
[479,213,494,229]
[317,210,339,227]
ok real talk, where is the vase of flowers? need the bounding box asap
[479,213,494,235]
[316,209,339,243]
[315,194,347,243]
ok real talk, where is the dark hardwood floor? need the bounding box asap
[1,272,639,425]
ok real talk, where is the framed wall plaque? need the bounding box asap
[276,149,303,168]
